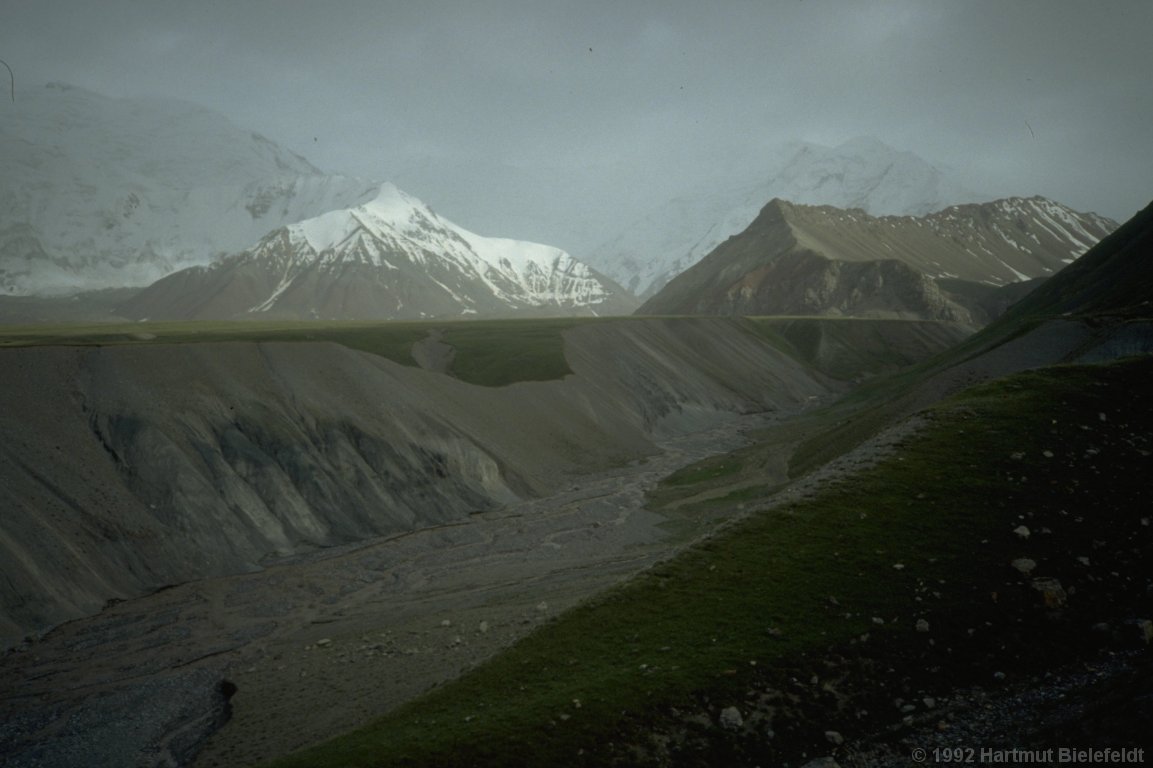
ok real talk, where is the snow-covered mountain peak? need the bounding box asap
[362,181,424,217]
[287,183,462,257]
[282,182,570,276]
[123,186,635,321]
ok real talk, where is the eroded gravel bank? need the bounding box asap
[1,410,795,768]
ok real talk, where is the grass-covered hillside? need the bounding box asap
[264,354,1152,767]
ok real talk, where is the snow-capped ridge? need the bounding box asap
[280,182,581,279]
[122,183,634,321]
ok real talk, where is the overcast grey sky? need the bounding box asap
[3,1,1150,251]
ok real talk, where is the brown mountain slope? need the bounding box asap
[638,196,1115,323]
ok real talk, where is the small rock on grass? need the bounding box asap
[719,706,743,730]
[1011,558,1037,574]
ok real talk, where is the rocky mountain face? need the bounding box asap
[0,83,380,295]
[996,198,1153,321]
[638,197,1117,325]
[118,184,635,321]
[588,137,987,297]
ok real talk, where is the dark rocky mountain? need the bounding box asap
[637,196,1116,325]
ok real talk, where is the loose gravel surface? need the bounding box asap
[0,410,795,768]
[838,652,1153,768]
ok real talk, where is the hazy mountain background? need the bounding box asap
[0,83,377,295]
[2,2,1148,281]
[0,83,1117,313]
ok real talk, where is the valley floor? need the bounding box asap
[0,409,804,768]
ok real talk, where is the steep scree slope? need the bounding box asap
[0,318,830,641]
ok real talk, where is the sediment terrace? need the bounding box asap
[0,318,838,640]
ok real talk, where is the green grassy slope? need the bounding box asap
[264,355,1152,767]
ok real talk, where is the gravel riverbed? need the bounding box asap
[0,410,792,768]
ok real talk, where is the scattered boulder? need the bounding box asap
[719,706,744,731]
[1011,558,1037,574]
